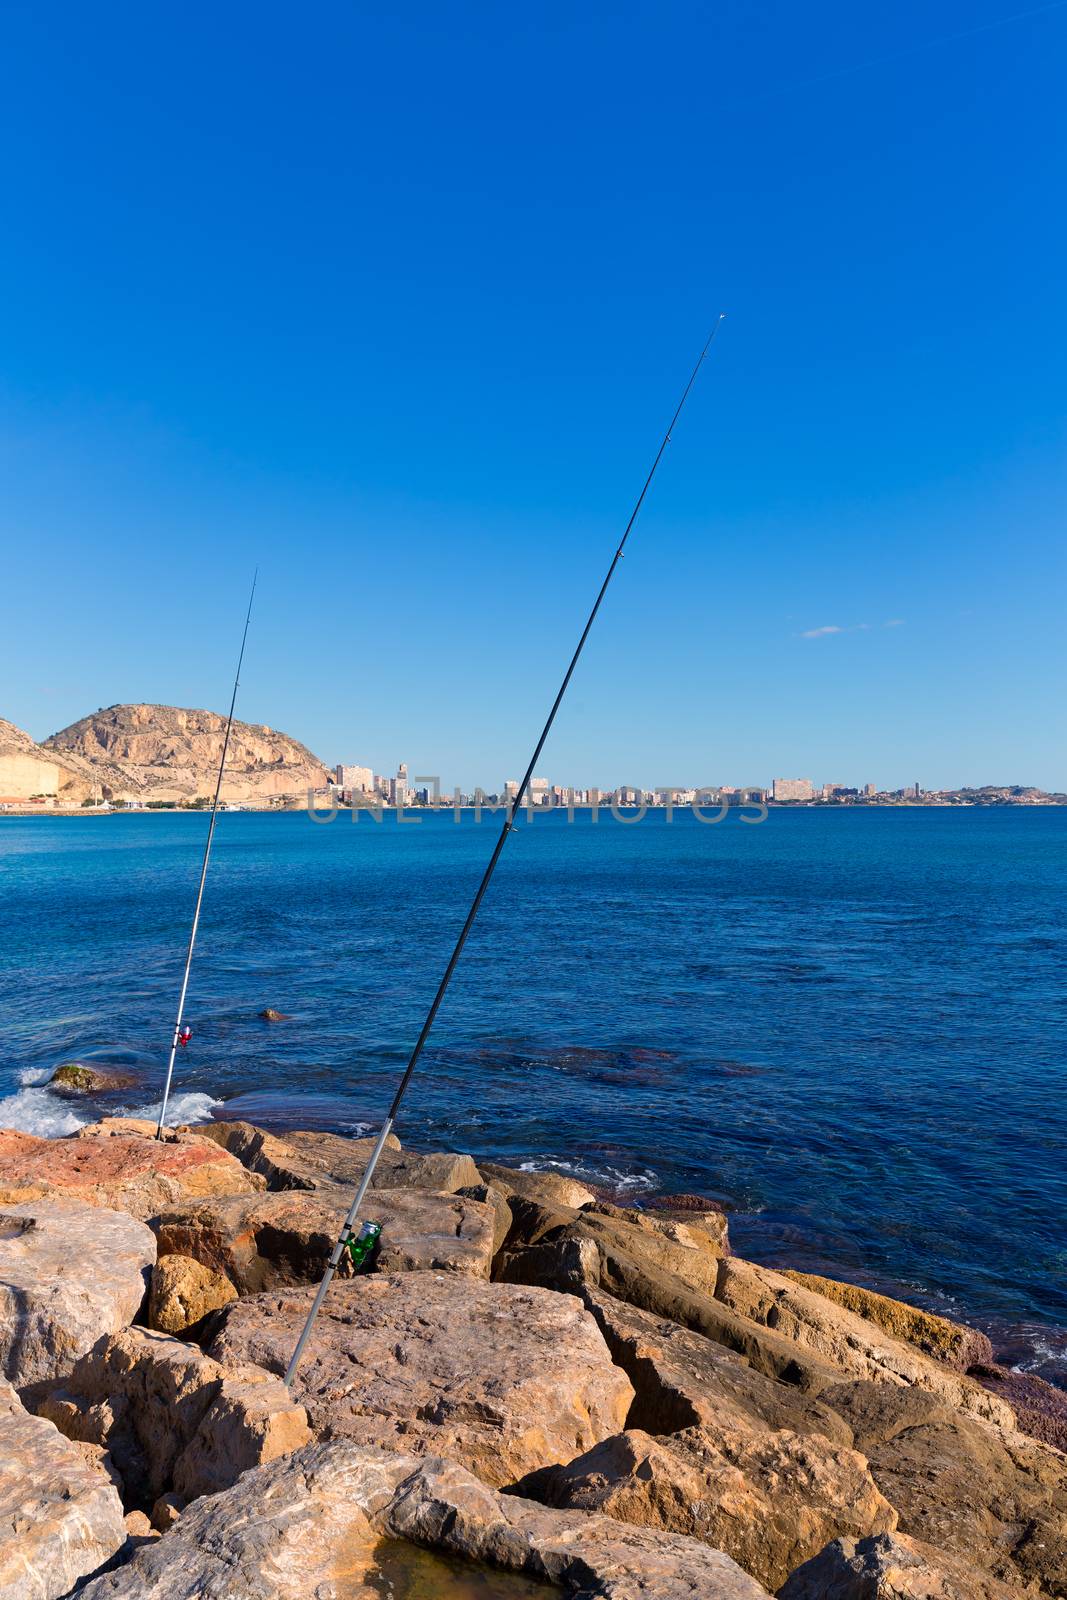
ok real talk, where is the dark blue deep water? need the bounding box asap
[2,807,1065,1382]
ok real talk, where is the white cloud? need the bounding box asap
[798,618,906,639]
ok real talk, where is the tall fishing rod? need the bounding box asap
[155,571,257,1139]
[284,323,725,1384]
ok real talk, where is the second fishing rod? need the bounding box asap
[285,321,726,1385]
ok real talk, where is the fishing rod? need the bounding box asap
[284,323,725,1384]
[155,571,257,1139]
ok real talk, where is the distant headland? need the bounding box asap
[1,706,1063,814]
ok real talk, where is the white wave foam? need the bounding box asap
[518,1156,660,1193]
[126,1092,221,1127]
[18,1066,55,1086]
[0,1086,87,1137]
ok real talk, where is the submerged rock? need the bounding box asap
[77,1439,774,1599]
[49,1061,137,1096]
[715,1258,1015,1428]
[780,1268,993,1369]
[209,1274,635,1489]
[971,1359,1067,1452]
[153,1183,497,1288]
[35,1325,310,1505]
[147,1253,237,1335]
[0,1199,154,1385]
[258,1008,289,1021]
[0,1378,126,1600]
[779,1530,1022,1600]
[0,1125,264,1220]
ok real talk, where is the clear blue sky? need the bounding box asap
[2,2,1065,791]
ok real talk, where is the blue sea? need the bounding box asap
[1,806,1065,1384]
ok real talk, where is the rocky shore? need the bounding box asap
[1,1117,1065,1599]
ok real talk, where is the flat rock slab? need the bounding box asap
[196,1120,481,1193]
[0,1126,263,1221]
[37,1324,310,1504]
[154,1182,496,1290]
[209,1274,635,1489]
[779,1531,1022,1600]
[716,1258,1015,1429]
[78,1440,773,1599]
[1,1198,155,1385]
[0,1378,126,1600]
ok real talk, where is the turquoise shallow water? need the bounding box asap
[1,806,1064,1382]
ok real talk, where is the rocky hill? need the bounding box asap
[33,704,330,805]
[0,717,100,803]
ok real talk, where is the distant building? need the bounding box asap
[336,764,373,795]
[396,762,409,808]
[865,782,877,797]
[772,777,814,802]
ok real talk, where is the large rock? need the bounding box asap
[78,1440,774,1598]
[824,1377,1067,1597]
[209,1274,635,1489]
[780,1269,993,1369]
[779,1530,1022,1600]
[518,1422,896,1595]
[147,1254,237,1335]
[36,1325,310,1505]
[716,1259,1014,1428]
[0,1379,126,1600]
[582,1289,853,1444]
[194,1120,481,1193]
[0,1125,263,1220]
[0,1199,154,1385]
[500,1196,727,1299]
[498,1221,842,1394]
[153,1182,497,1288]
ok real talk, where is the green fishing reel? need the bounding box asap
[345,1220,382,1273]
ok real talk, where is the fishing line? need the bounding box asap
[155,570,257,1139]
[284,323,725,1385]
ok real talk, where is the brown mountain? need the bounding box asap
[41,703,330,804]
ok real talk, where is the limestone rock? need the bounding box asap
[780,1269,993,1369]
[498,1216,841,1394]
[716,1259,1014,1428]
[37,1325,310,1505]
[150,1492,183,1531]
[0,1199,154,1385]
[0,1378,126,1600]
[77,1440,773,1599]
[824,1377,1067,1596]
[582,1288,853,1444]
[209,1274,635,1489]
[42,702,331,807]
[779,1531,1023,1600]
[0,1125,264,1220]
[148,1253,237,1334]
[498,1194,727,1303]
[194,1119,479,1193]
[153,1183,497,1289]
[479,1159,598,1210]
[456,1180,514,1254]
[518,1421,895,1594]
